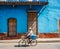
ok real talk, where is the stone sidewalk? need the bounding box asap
[0,38,60,43]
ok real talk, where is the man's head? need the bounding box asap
[28,27,32,31]
[29,27,32,30]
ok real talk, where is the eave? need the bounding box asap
[0,2,48,5]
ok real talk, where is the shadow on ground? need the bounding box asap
[14,45,30,47]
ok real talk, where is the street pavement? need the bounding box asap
[0,42,60,49]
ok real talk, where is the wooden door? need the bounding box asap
[8,18,16,37]
[28,11,38,34]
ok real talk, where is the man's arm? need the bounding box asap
[25,32,29,36]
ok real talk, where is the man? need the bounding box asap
[25,27,33,43]
[25,27,33,39]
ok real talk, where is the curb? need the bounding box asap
[0,38,60,43]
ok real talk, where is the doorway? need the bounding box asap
[8,18,17,37]
[28,11,38,34]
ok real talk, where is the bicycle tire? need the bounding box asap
[30,39,37,46]
[18,39,26,45]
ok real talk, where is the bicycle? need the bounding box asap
[18,34,37,46]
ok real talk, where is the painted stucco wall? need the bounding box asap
[1,0,60,34]
[0,5,29,33]
[38,0,60,33]
[0,5,42,34]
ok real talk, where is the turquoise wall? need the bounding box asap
[38,0,60,33]
[0,5,29,34]
[1,1,60,34]
[0,5,42,34]
[1,0,60,34]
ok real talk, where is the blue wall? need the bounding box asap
[0,5,29,34]
[38,0,60,33]
[1,2,60,34]
[0,5,42,34]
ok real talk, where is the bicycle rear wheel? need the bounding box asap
[30,39,37,46]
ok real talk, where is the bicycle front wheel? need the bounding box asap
[18,39,26,45]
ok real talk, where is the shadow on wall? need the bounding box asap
[38,0,60,33]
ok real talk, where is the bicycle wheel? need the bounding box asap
[30,39,37,46]
[18,39,26,45]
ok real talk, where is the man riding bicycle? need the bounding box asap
[18,27,37,46]
[24,27,36,44]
